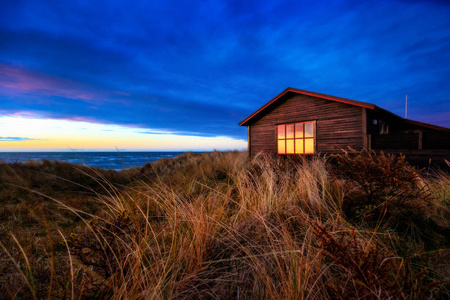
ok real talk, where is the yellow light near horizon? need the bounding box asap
[0,116,247,151]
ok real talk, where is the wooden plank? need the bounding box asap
[418,130,423,150]
[247,126,251,156]
[371,133,418,150]
[362,108,368,149]
[423,131,450,149]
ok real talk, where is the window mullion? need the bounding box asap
[303,123,305,154]
[293,123,296,154]
[285,124,287,154]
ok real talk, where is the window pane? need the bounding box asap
[305,138,314,154]
[278,140,286,154]
[295,123,303,138]
[286,139,294,154]
[286,124,294,138]
[295,139,304,154]
[305,122,314,138]
[277,125,285,139]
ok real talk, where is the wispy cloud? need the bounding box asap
[0,64,98,102]
[0,63,133,105]
[0,137,43,141]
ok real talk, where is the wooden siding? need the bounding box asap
[371,131,450,150]
[249,94,364,156]
[371,132,419,150]
[376,149,450,167]
[423,131,450,149]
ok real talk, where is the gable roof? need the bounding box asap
[239,87,375,126]
[239,87,448,130]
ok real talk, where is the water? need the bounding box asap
[0,152,188,170]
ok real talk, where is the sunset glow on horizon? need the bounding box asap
[0,115,247,152]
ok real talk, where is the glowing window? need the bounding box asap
[277,121,315,155]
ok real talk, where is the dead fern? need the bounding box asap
[311,222,439,299]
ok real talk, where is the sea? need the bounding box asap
[0,152,189,171]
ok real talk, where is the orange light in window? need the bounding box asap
[305,122,314,138]
[277,121,315,155]
[286,124,294,139]
[295,139,303,154]
[295,123,303,138]
[305,139,314,154]
[286,139,294,154]
[278,139,286,154]
[277,125,285,139]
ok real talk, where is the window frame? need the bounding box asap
[379,121,389,134]
[276,121,316,155]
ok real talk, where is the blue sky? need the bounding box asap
[1,0,449,150]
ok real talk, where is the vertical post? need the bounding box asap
[362,108,368,149]
[418,130,423,150]
[368,134,372,150]
[405,93,408,119]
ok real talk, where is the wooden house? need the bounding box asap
[239,87,450,164]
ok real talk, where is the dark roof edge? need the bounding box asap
[239,87,376,126]
[374,107,449,131]
[403,119,449,130]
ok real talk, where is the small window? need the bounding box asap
[379,121,389,134]
[277,121,315,155]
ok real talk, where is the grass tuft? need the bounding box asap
[0,150,449,298]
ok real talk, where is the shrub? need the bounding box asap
[330,148,423,203]
[312,222,439,299]
[330,148,448,247]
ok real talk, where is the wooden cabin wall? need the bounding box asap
[371,132,419,149]
[423,131,450,149]
[249,94,364,156]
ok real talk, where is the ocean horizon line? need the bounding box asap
[0,151,200,170]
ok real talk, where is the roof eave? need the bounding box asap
[375,106,449,130]
[239,87,291,126]
[403,119,449,131]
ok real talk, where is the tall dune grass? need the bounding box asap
[1,151,449,299]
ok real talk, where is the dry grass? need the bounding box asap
[0,150,449,299]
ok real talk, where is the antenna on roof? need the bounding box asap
[405,93,408,119]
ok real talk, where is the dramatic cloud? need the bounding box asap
[0,0,449,149]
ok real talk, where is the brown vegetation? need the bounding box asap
[0,150,449,299]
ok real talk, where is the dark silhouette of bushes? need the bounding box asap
[330,148,449,247]
[312,223,439,299]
